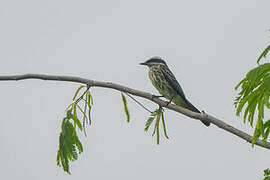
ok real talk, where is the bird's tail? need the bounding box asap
[185,100,211,127]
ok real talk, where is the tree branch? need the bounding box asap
[0,73,269,149]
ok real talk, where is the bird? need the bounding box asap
[140,57,210,127]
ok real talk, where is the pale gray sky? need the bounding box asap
[0,0,270,179]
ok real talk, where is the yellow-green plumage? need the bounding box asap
[141,57,210,127]
[149,64,194,109]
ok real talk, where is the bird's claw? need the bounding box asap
[165,97,174,107]
[165,101,171,107]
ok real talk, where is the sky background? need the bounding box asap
[0,0,270,179]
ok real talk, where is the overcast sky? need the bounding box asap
[0,0,270,179]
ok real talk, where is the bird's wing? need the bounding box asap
[160,66,187,101]
[160,66,201,113]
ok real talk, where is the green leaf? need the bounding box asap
[57,109,84,174]
[88,107,92,126]
[235,61,270,146]
[263,92,270,108]
[161,112,169,139]
[252,118,262,147]
[265,128,270,141]
[235,78,246,90]
[121,93,130,123]
[258,100,265,144]
[247,99,257,126]
[145,108,169,144]
[71,114,82,131]
[257,45,270,63]
[72,85,85,101]
[236,93,252,116]
[76,104,88,124]
[88,91,93,105]
[66,109,72,119]
[73,103,77,128]
[73,133,83,153]
[144,117,155,131]
[264,168,270,179]
[58,132,70,174]
[56,149,60,166]
[58,135,74,172]
[155,113,161,145]
[264,120,270,128]
[145,108,160,132]
[87,92,92,126]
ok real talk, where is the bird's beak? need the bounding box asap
[140,62,147,66]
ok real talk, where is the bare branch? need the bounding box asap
[0,73,269,149]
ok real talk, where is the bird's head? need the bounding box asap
[140,57,167,67]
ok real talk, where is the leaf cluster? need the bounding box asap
[264,168,270,180]
[56,109,83,174]
[57,85,94,174]
[144,107,169,144]
[72,85,93,127]
[120,93,169,144]
[235,45,270,146]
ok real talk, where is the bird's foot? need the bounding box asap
[165,97,174,107]
[165,101,171,107]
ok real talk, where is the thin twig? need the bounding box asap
[66,86,90,111]
[124,92,153,113]
[76,86,90,103]
[83,96,88,137]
